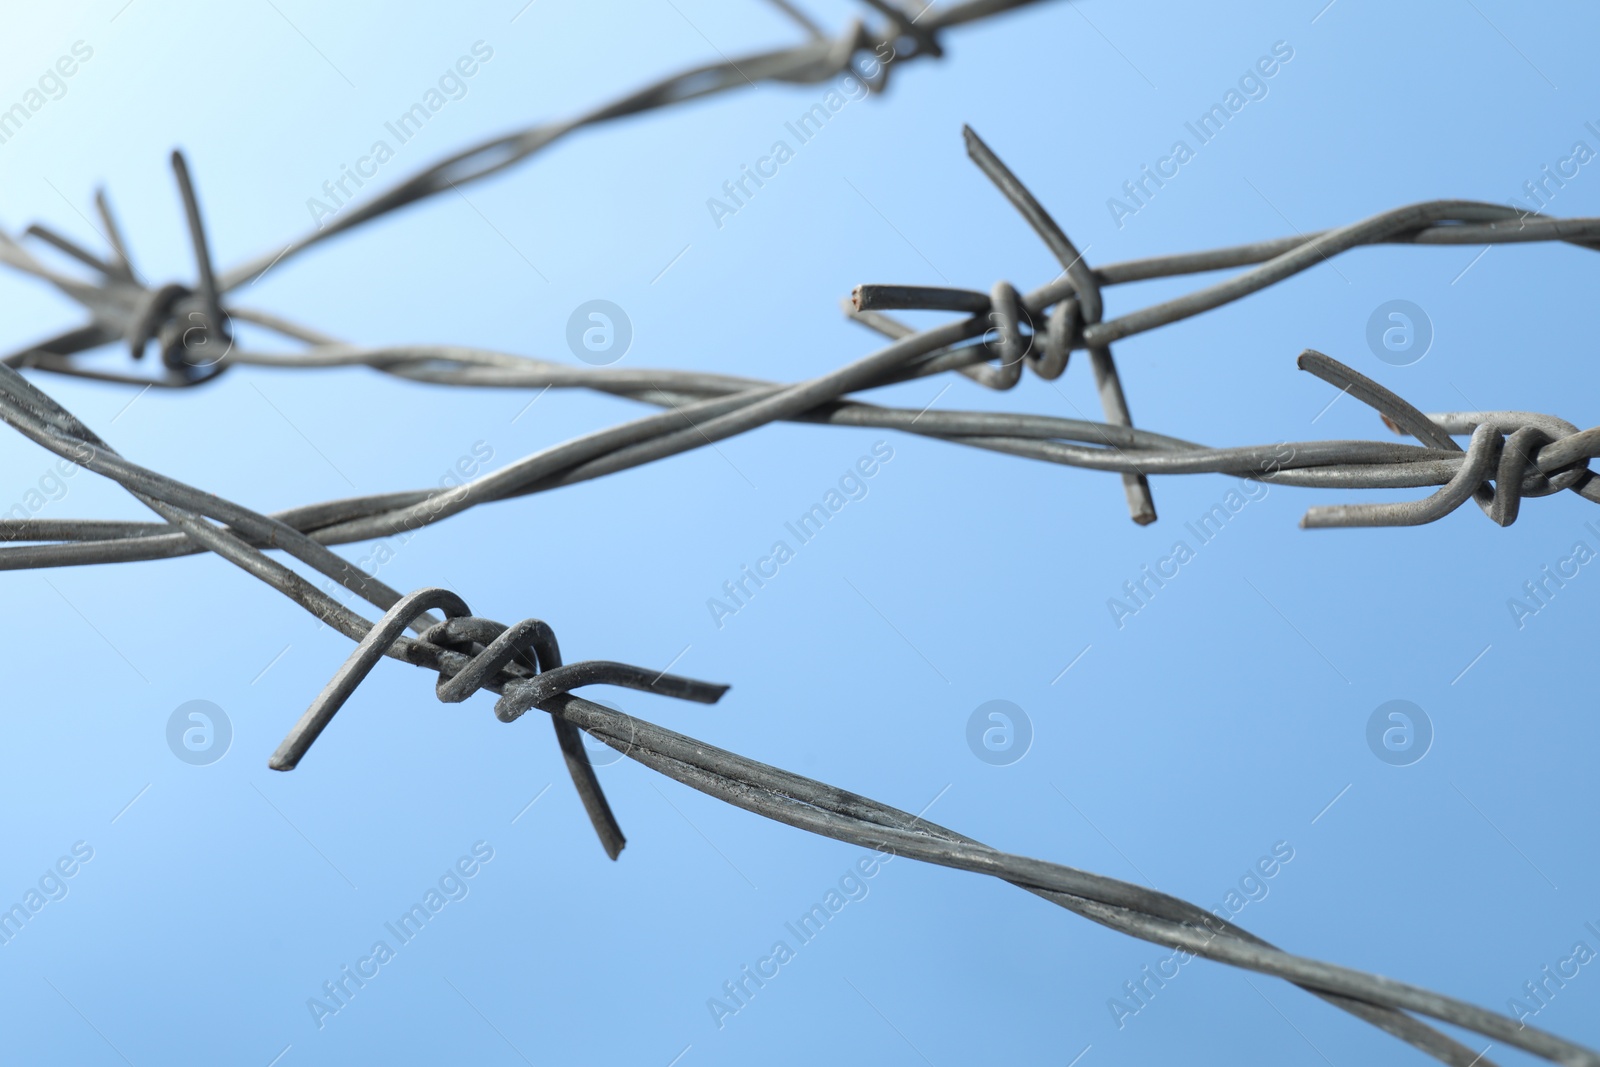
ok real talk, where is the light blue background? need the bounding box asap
[1,1,1597,1064]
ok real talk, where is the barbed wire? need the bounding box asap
[2,2,1597,1063]
[0,0,1050,395]
[4,128,1598,562]
[0,360,1594,1067]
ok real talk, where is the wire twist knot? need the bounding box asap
[269,587,728,859]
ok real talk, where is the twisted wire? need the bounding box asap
[267,586,728,859]
[0,0,1051,381]
[1,4,1597,1061]
[0,362,1594,1066]
[5,126,1597,546]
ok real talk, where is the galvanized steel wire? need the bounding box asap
[6,138,1599,544]
[0,361,1594,1066]
[1,2,1597,1064]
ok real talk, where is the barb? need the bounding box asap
[269,586,727,859]
[961,124,1155,523]
[0,362,1594,1067]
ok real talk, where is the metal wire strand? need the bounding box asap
[2,334,1592,580]
[0,0,1052,382]
[12,155,1600,536]
[0,363,678,860]
[210,0,1045,289]
[1,10,1597,1060]
[0,345,1595,1066]
[5,125,1597,535]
